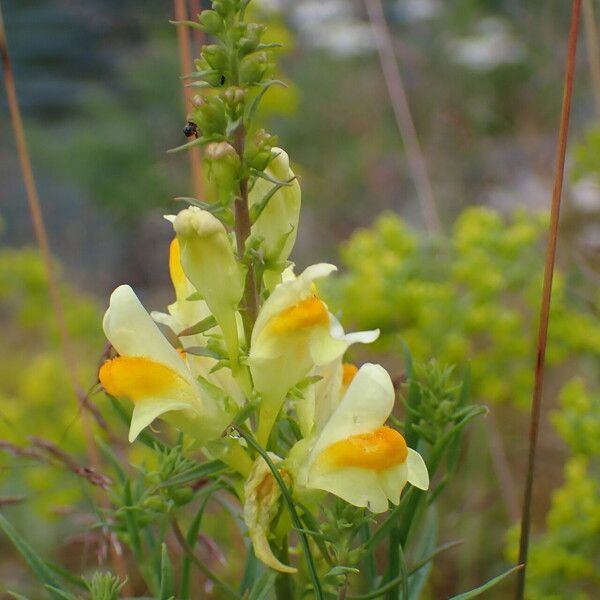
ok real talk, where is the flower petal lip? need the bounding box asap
[103,285,193,384]
[308,363,395,463]
[251,263,337,345]
[317,426,408,472]
[407,447,429,490]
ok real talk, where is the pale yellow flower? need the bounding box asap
[249,263,378,445]
[99,285,235,449]
[297,363,429,513]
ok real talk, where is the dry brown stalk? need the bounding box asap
[364,0,441,234]
[515,2,582,598]
[174,0,205,200]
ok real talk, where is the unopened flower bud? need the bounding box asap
[170,486,194,506]
[250,148,301,271]
[174,207,243,368]
[198,9,224,35]
[238,23,266,55]
[212,0,235,18]
[205,142,241,205]
[190,96,227,136]
[201,44,228,72]
[239,51,269,86]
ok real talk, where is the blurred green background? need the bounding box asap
[0,1,599,598]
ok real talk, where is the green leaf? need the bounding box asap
[246,570,277,600]
[155,460,227,489]
[169,19,204,30]
[244,79,287,126]
[185,346,228,360]
[400,341,420,448]
[448,565,523,599]
[0,513,65,600]
[7,593,33,600]
[239,546,259,596]
[249,182,285,224]
[407,506,438,600]
[249,168,295,187]
[43,588,78,600]
[178,315,218,337]
[167,135,225,153]
[174,197,228,215]
[159,544,175,600]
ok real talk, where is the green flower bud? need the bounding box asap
[194,57,224,87]
[201,44,228,72]
[248,150,273,171]
[173,207,243,369]
[238,23,266,55]
[250,148,301,273]
[143,495,167,512]
[198,10,224,35]
[239,52,269,86]
[170,486,194,506]
[205,141,241,205]
[212,0,236,18]
[221,86,246,107]
[189,96,227,136]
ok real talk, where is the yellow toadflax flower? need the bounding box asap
[99,285,233,445]
[297,363,429,513]
[249,263,378,446]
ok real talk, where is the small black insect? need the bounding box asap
[220,75,226,85]
[183,121,199,138]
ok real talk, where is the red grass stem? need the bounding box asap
[515,2,582,598]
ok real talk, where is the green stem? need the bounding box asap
[275,535,294,600]
[233,122,259,343]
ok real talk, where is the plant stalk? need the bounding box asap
[515,1,582,598]
[174,0,204,200]
[364,0,441,234]
[233,119,259,341]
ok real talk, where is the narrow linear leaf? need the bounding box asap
[178,316,218,338]
[159,544,175,600]
[169,19,204,30]
[247,569,277,600]
[244,79,287,126]
[167,135,225,153]
[0,513,64,600]
[448,565,523,600]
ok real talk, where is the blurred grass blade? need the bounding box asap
[407,506,438,600]
[181,497,209,600]
[247,570,278,600]
[450,565,522,599]
[400,341,420,448]
[160,543,175,600]
[0,514,64,600]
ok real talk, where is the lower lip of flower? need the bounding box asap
[318,426,408,472]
